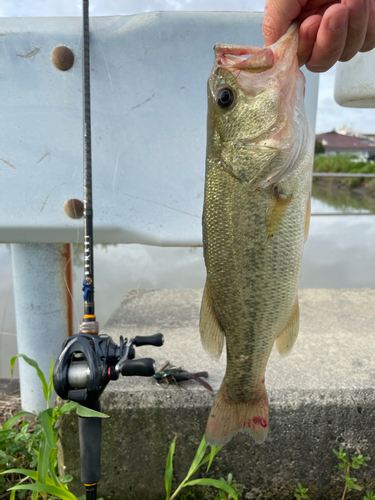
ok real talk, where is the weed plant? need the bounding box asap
[294,446,373,500]
[164,436,238,500]
[313,154,375,191]
[1,355,375,499]
[1,354,108,500]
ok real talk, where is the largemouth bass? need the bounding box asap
[200,23,313,446]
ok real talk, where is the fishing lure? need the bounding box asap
[154,361,213,391]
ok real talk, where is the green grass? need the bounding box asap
[314,155,375,190]
[313,155,375,213]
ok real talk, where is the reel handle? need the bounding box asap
[133,333,164,347]
[120,358,156,377]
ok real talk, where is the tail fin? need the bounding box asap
[205,386,269,446]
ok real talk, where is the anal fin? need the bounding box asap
[199,282,225,360]
[276,297,299,357]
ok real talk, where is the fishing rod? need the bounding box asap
[53,2,164,499]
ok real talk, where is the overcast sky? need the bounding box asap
[1,0,374,134]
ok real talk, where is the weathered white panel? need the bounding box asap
[335,50,375,108]
[0,13,319,245]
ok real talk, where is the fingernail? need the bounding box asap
[346,0,364,11]
[328,10,349,31]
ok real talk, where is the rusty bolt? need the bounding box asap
[64,199,84,219]
[51,46,74,71]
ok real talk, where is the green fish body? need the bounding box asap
[200,23,313,446]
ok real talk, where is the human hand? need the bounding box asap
[262,0,375,72]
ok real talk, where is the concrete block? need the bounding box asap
[57,288,375,499]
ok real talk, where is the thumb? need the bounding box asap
[263,0,303,45]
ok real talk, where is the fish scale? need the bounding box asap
[200,23,314,446]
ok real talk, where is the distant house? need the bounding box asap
[315,131,375,158]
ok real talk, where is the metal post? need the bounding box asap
[11,243,73,413]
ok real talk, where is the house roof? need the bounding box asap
[316,131,375,152]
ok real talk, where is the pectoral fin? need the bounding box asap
[305,193,311,243]
[266,189,292,240]
[200,282,225,360]
[276,298,299,357]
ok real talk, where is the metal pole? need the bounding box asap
[12,243,72,413]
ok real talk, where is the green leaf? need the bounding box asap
[11,354,49,403]
[47,357,54,406]
[59,475,73,484]
[165,436,176,500]
[184,478,238,500]
[186,435,208,478]
[40,409,57,449]
[75,405,109,418]
[9,482,78,500]
[37,434,50,484]
[49,447,61,487]
[207,445,222,472]
[60,402,79,415]
[1,469,57,490]
[1,412,34,430]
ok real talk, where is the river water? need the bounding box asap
[0,189,374,334]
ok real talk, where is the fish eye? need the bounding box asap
[215,87,235,109]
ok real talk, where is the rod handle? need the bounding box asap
[79,399,101,485]
[121,358,156,377]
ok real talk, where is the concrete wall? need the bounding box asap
[57,289,375,500]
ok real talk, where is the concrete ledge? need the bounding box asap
[57,289,375,499]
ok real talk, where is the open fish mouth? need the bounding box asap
[213,23,299,92]
[215,45,275,74]
[214,22,298,72]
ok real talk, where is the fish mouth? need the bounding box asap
[213,22,299,83]
[215,45,275,74]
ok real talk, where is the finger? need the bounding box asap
[298,15,322,67]
[361,0,375,52]
[306,4,349,72]
[339,0,369,61]
[263,0,305,45]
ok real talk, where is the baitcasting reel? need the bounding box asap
[53,332,164,402]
